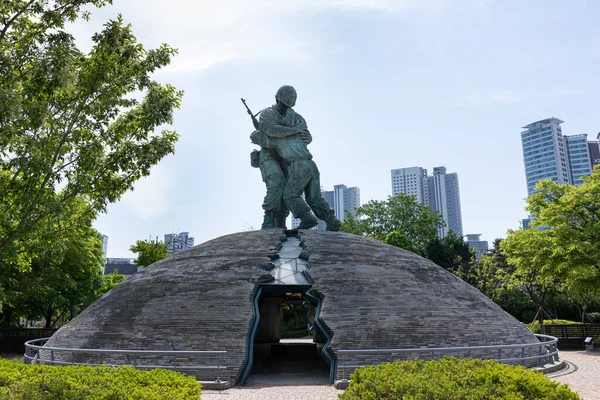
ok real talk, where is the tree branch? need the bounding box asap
[0,0,36,42]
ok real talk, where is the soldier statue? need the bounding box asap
[245,85,341,231]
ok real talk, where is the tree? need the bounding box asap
[0,201,125,327]
[502,166,600,302]
[130,238,169,267]
[0,1,183,266]
[424,231,475,283]
[341,193,445,255]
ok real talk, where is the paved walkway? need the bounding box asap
[548,350,600,400]
[204,350,600,400]
[202,383,339,400]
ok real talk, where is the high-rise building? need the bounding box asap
[332,184,360,222]
[465,234,488,260]
[428,167,463,238]
[100,234,108,259]
[391,167,429,205]
[565,134,593,186]
[164,232,195,253]
[521,118,596,195]
[291,184,360,230]
[521,118,571,195]
[589,134,600,167]
[391,166,463,238]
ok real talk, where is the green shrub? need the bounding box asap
[340,357,580,400]
[527,319,581,334]
[0,359,201,399]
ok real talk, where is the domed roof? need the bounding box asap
[44,230,538,384]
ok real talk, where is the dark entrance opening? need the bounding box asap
[244,290,331,385]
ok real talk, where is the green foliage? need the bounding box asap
[130,239,169,267]
[341,193,445,255]
[0,1,182,267]
[282,301,308,338]
[340,357,580,400]
[0,359,201,399]
[526,319,581,334]
[502,166,600,301]
[424,231,476,284]
[1,199,125,327]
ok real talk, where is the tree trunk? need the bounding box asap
[45,310,53,328]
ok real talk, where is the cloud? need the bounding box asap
[71,0,456,75]
[451,89,527,108]
[120,166,172,220]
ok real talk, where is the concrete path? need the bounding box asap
[548,350,600,400]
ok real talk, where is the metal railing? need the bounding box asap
[24,338,228,383]
[337,334,559,381]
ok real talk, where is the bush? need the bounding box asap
[527,319,581,334]
[340,357,580,400]
[0,359,201,399]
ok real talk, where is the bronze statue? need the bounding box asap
[245,86,341,231]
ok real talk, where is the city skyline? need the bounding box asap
[82,1,600,258]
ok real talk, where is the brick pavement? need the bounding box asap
[202,383,340,400]
[549,350,600,400]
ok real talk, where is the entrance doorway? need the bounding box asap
[241,288,332,385]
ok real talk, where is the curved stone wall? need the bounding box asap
[44,230,539,383]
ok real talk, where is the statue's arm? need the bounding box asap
[293,112,311,144]
[263,123,305,138]
[299,129,312,144]
[259,108,306,138]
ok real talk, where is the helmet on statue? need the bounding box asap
[275,85,297,107]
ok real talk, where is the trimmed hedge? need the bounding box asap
[340,357,580,400]
[527,319,581,334]
[0,359,201,399]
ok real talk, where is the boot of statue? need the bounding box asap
[325,213,341,231]
[274,212,288,229]
[261,211,277,229]
[298,212,318,230]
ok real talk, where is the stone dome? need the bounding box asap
[44,230,539,384]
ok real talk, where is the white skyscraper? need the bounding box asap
[391,167,429,205]
[391,166,463,238]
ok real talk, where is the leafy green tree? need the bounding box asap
[341,193,445,255]
[472,239,538,322]
[0,1,183,267]
[502,166,600,303]
[0,206,125,327]
[130,239,169,267]
[424,231,475,283]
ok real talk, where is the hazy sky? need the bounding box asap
[68,0,600,257]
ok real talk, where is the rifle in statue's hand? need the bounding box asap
[241,98,261,130]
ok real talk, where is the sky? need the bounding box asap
[66,0,600,258]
